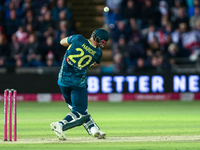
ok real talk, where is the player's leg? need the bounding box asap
[68,104,106,139]
[59,86,90,131]
[50,85,72,140]
[60,85,72,105]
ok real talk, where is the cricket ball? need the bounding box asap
[104,6,109,12]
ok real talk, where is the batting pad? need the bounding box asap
[61,112,90,131]
[67,104,100,135]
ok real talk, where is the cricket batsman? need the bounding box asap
[50,28,109,140]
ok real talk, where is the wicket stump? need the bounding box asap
[4,89,17,141]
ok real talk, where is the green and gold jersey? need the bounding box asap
[58,34,102,88]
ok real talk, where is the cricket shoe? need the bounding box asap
[50,122,67,140]
[90,126,106,139]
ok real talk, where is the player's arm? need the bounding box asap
[90,52,102,67]
[60,37,70,47]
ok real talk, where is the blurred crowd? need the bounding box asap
[103,0,200,73]
[1,0,200,74]
[0,0,75,67]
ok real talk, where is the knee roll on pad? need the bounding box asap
[60,111,90,131]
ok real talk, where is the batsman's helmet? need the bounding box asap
[91,28,109,47]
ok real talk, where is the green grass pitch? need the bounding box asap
[0,101,200,150]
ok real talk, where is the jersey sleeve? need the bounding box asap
[96,52,102,64]
[67,35,82,44]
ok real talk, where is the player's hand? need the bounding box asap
[90,62,98,67]
[93,62,98,67]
